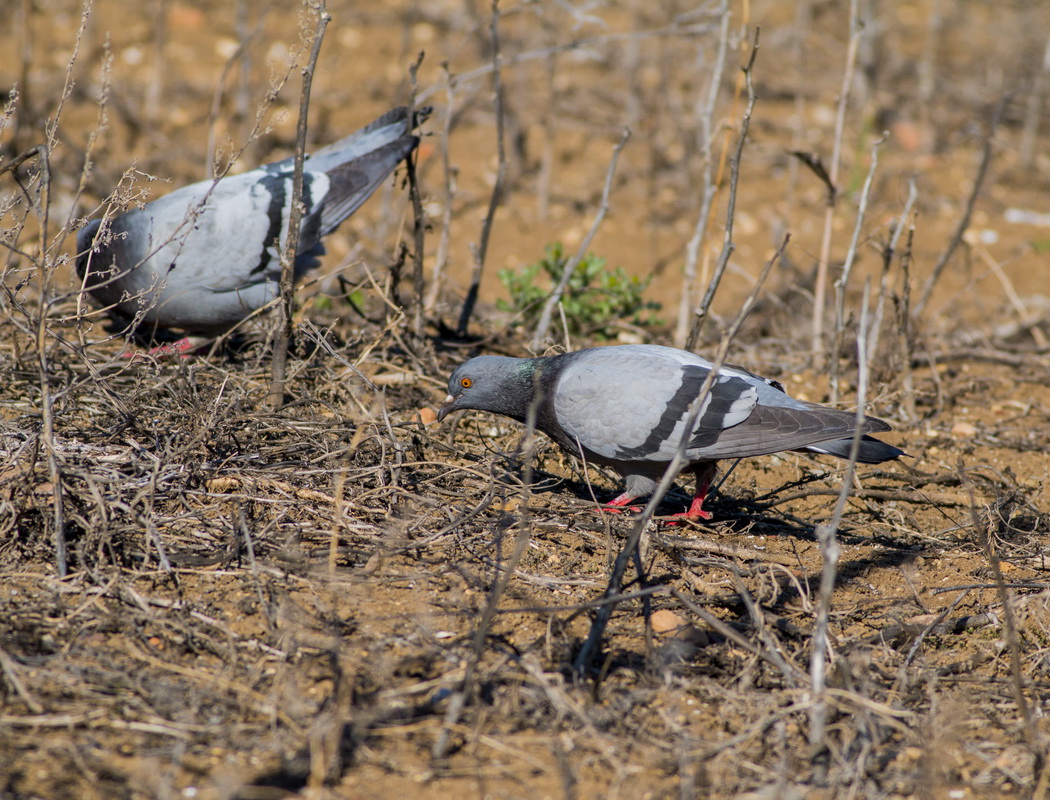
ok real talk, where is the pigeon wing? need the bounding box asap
[551,347,758,463]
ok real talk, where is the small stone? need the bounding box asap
[951,421,977,438]
[417,407,438,425]
[651,609,687,633]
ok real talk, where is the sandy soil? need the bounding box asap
[2,1,1050,798]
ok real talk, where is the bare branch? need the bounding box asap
[530,128,631,351]
[828,132,886,403]
[574,233,788,677]
[267,0,330,409]
[810,0,861,362]
[685,26,761,351]
[809,279,872,755]
[912,96,1005,321]
[674,0,731,348]
[456,0,506,338]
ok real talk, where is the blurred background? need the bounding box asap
[3,0,1048,352]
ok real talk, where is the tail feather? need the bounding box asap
[318,136,419,236]
[804,435,906,464]
[307,105,431,173]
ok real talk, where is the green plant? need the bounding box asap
[497,243,660,337]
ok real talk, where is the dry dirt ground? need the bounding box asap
[3,1,1050,798]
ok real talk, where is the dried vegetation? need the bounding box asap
[2,0,1050,798]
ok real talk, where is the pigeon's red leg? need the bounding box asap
[667,462,717,522]
[124,337,203,361]
[598,492,642,514]
[149,338,197,358]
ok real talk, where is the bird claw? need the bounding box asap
[661,508,713,526]
[661,494,713,524]
[122,338,201,361]
[598,494,643,515]
[596,504,642,515]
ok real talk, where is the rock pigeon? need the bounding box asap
[438,344,904,520]
[76,105,429,339]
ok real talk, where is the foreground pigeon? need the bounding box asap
[438,344,904,520]
[76,105,429,340]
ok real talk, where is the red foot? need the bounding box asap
[663,475,714,524]
[596,504,642,515]
[597,493,642,514]
[122,338,198,361]
[681,494,713,520]
[662,505,713,525]
[597,472,717,523]
[150,338,197,358]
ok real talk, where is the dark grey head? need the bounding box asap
[437,355,543,423]
[74,219,111,284]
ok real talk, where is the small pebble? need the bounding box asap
[651,609,687,633]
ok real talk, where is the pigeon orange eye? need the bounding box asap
[460,377,473,388]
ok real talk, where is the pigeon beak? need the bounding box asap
[436,394,456,422]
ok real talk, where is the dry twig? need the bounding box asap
[685,27,761,351]
[809,0,860,362]
[456,0,506,338]
[809,279,872,757]
[913,96,1005,321]
[574,234,788,677]
[530,128,631,351]
[268,0,330,408]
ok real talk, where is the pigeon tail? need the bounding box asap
[803,435,906,464]
[318,135,419,237]
[305,105,431,174]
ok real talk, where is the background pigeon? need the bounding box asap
[438,344,904,520]
[76,105,429,340]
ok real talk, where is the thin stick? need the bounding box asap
[829,132,886,403]
[782,0,813,234]
[205,10,267,177]
[674,0,731,348]
[1019,32,1050,168]
[432,359,545,760]
[268,0,330,409]
[423,63,456,315]
[809,279,872,755]
[530,128,631,350]
[685,27,760,352]
[145,0,168,124]
[810,0,860,362]
[573,234,788,677]
[406,51,427,340]
[913,96,1004,321]
[968,482,1045,777]
[32,5,92,576]
[13,0,33,153]
[897,206,918,421]
[31,146,67,577]
[456,0,505,338]
[536,51,556,222]
[867,176,917,370]
[415,22,715,107]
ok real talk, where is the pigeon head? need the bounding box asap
[75,219,110,283]
[438,355,543,423]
